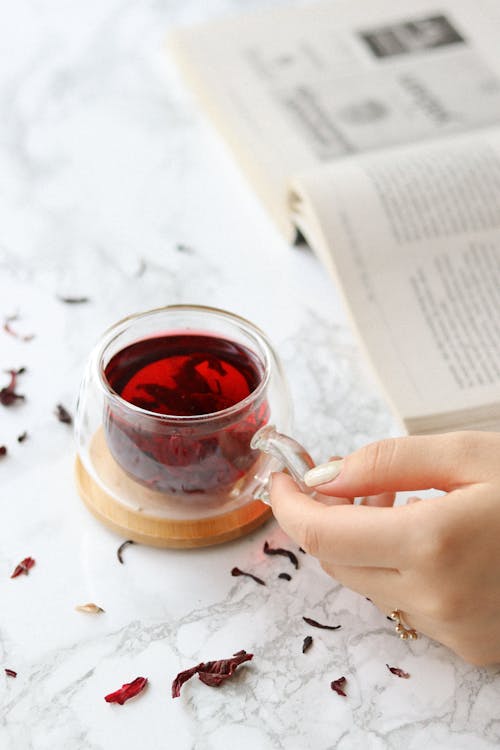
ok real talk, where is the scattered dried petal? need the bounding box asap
[17,431,28,443]
[302,636,313,653]
[231,567,265,586]
[104,676,148,704]
[298,547,306,554]
[75,603,105,614]
[302,617,341,631]
[386,664,410,679]
[172,651,253,698]
[0,369,25,407]
[4,669,17,678]
[117,539,135,564]
[263,541,299,569]
[55,404,72,424]
[3,315,35,342]
[10,557,35,578]
[278,572,292,581]
[0,445,7,457]
[57,296,90,304]
[331,676,347,696]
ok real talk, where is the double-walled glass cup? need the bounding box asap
[75,305,293,547]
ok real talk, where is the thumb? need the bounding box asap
[303,432,496,497]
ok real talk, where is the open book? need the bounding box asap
[168,0,500,435]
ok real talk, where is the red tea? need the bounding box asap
[103,333,269,493]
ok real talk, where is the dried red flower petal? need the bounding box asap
[172,664,200,697]
[5,669,17,678]
[302,617,341,631]
[10,557,35,578]
[0,445,7,457]
[75,603,105,614]
[302,636,313,653]
[386,664,410,679]
[3,315,35,342]
[331,677,347,696]
[231,567,265,586]
[57,296,90,304]
[117,539,135,564]
[263,541,299,569]
[172,651,253,698]
[278,573,292,581]
[0,369,25,407]
[104,676,148,704]
[175,243,194,254]
[55,403,72,424]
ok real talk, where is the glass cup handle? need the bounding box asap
[251,425,316,505]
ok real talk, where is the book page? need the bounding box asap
[169,0,500,239]
[291,128,500,428]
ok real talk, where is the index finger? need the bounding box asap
[270,473,410,568]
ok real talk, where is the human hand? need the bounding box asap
[270,431,500,665]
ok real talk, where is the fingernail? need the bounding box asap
[303,459,344,487]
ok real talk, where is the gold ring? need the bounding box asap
[390,609,418,640]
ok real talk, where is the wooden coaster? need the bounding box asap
[75,430,272,548]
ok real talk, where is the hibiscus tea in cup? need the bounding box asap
[103,331,270,493]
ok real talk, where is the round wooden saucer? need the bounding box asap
[75,431,272,548]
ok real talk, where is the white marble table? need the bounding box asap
[1,1,499,748]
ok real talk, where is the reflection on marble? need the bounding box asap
[1,1,500,749]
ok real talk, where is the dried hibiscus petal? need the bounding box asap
[263,541,299,569]
[0,369,25,407]
[302,636,313,653]
[75,603,105,614]
[104,676,148,704]
[57,295,90,304]
[302,617,341,631]
[3,314,35,342]
[10,557,35,578]
[175,243,194,254]
[5,669,17,678]
[278,572,292,581]
[117,539,135,564]
[55,404,72,424]
[231,567,265,586]
[0,446,7,457]
[386,664,410,679]
[331,676,347,696]
[172,650,253,698]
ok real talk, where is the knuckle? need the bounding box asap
[361,439,399,485]
[421,585,465,621]
[413,512,459,568]
[447,432,477,467]
[300,523,322,558]
[443,431,490,482]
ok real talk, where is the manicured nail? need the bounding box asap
[303,459,344,487]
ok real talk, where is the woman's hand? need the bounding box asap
[270,431,500,665]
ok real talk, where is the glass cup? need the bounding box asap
[74,305,301,547]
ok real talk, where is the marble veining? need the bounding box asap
[1,1,500,748]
